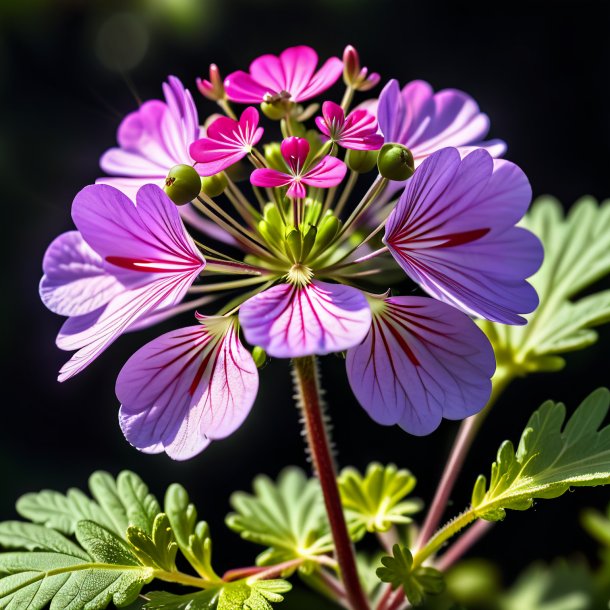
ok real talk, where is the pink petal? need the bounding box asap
[302,156,347,188]
[250,168,292,189]
[40,231,137,317]
[239,281,372,358]
[322,100,345,127]
[250,53,286,93]
[118,317,258,460]
[279,46,319,99]
[346,296,495,435]
[72,184,204,274]
[384,148,542,324]
[224,70,271,103]
[286,181,307,199]
[281,137,310,174]
[298,57,344,101]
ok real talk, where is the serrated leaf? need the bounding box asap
[376,545,444,606]
[226,468,333,567]
[339,463,422,534]
[479,196,610,374]
[164,484,219,582]
[127,514,178,572]
[472,388,610,520]
[144,589,221,609]
[219,580,291,610]
[0,522,89,558]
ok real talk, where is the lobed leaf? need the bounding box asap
[472,388,610,521]
[479,196,610,374]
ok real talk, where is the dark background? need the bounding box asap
[1,0,609,592]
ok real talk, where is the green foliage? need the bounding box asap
[226,468,333,568]
[479,196,610,374]
[377,545,444,606]
[0,471,291,610]
[471,388,610,521]
[338,463,423,535]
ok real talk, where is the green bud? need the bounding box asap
[261,100,287,120]
[280,117,306,139]
[263,203,285,233]
[164,164,201,205]
[304,199,322,225]
[301,225,318,260]
[200,172,228,198]
[309,215,341,259]
[285,229,303,262]
[264,142,286,171]
[346,149,378,174]
[377,143,415,181]
[251,346,268,368]
[258,220,283,250]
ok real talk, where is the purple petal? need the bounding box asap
[302,156,347,188]
[40,231,137,317]
[72,184,204,274]
[378,80,405,144]
[384,148,542,324]
[250,168,292,189]
[239,281,371,358]
[346,296,494,435]
[118,317,258,460]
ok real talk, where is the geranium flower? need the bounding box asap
[315,101,383,150]
[250,136,346,198]
[40,184,205,381]
[224,45,343,104]
[41,46,543,457]
[189,107,263,176]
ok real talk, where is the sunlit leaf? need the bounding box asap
[479,196,610,374]
[472,388,610,521]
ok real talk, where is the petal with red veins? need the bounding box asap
[346,296,495,435]
[118,317,258,460]
[239,281,372,358]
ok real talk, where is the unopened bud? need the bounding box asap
[343,45,361,86]
[164,164,201,205]
[197,64,225,101]
[346,149,378,174]
[261,100,288,120]
[264,142,286,171]
[377,143,414,181]
[251,346,267,368]
[200,172,228,198]
[285,229,303,262]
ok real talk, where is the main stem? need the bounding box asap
[292,356,370,610]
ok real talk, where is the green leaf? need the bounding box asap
[376,544,444,606]
[0,521,89,558]
[479,196,610,374]
[338,463,422,534]
[143,589,221,609]
[126,514,178,572]
[226,468,332,567]
[164,483,219,582]
[472,388,610,520]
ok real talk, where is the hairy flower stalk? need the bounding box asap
[293,356,370,610]
[40,43,543,605]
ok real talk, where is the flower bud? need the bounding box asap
[264,142,286,171]
[309,214,341,259]
[261,100,288,120]
[200,172,228,198]
[285,229,303,262]
[197,64,225,101]
[343,45,361,86]
[346,149,378,174]
[377,143,415,181]
[164,164,201,205]
[251,346,267,368]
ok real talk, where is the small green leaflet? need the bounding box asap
[479,196,610,374]
[226,468,333,568]
[471,388,610,520]
[17,471,160,537]
[376,544,444,606]
[338,463,422,535]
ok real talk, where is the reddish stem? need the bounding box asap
[293,356,370,610]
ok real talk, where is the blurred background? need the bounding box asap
[1,0,610,604]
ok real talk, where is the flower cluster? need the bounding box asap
[40,45,542,459]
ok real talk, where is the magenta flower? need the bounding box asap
[250,137,346,198]
[189,107,263,176]
[377,79,506,165]
[97,76,201,201]
[383,147,542,324]
[315,101,383,150]
[40,184,205,381]
[346,295,495,435]
[118,315,258,460]
[224,45,343,104]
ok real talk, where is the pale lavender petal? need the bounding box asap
[239,281,371,358]
[250,168,292,189]
[118,317,258,460]
[346,296,494,435]
[384,148,542,324]
[72,184,204,274]
[40,231,137,317]
[302,156,347,188]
